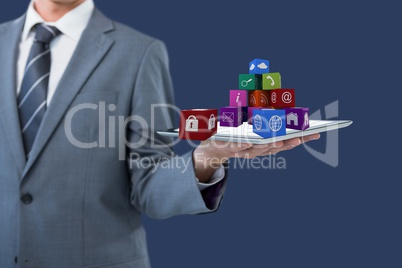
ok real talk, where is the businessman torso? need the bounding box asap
[0,8,218,268]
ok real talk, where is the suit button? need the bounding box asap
[14,256,18,263]
[21,194,33,205]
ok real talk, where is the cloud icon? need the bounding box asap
[257,62,268,69]
[249,63,255,71]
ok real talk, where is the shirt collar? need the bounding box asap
[22,0,94,42]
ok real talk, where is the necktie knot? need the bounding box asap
[34,24,61,44]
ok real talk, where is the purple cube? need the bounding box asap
[229,90,248,106]
[241,106,248,122]
[284,107,310,130]
[247,107,262,124]
[220,106,243,127]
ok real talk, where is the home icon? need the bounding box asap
[287,112,299,126]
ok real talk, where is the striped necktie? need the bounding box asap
[18,23,61,156]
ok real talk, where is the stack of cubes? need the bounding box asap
[220,58,310,138]
[178,58,311,141]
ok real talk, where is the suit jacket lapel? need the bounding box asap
[0,15,27,175]
[22,9,115,178]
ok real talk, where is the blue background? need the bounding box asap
[2,1,401,267]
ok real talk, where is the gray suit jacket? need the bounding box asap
[0,9,226,268]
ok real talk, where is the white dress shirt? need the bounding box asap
[17,0,94,104]
[17,0,224,188]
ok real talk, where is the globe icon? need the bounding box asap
[254,115,262,130]
[269,115,282,132]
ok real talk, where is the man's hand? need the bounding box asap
[193,134,320,183]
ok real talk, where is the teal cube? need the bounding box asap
[262,72,282,90]
[252,109,286,138]
[239,74,262,90]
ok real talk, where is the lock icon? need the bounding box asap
[208,114,216,130]
[185,115,199,132]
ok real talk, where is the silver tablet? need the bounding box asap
[157,120,353,144]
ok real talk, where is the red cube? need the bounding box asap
[269,89,295,108]
[248,90,270,107]
[179,109,218,140]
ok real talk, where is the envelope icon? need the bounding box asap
[222,112,234,122]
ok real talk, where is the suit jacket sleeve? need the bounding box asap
[126,40,227,219]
